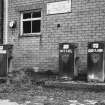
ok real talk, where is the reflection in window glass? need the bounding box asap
[32,20,40,33]
[32,11,41,18]
[23,13,31,19]
[23,21,31,33]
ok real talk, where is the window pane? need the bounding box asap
[32,11,41,18]
[23,21,31,33]
[23,13,31,19]
[32,20,40,33]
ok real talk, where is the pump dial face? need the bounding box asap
[91,53,100,63]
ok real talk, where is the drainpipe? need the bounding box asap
[0,0,4,44]
[3,0,8,44]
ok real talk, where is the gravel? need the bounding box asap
[0,69,105,105]
[0,82,104,105]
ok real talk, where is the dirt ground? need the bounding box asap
[0,81,105,105]
[0,68,104,105]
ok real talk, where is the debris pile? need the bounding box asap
[7,67,36,86]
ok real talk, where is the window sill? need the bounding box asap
[19,33,41,37]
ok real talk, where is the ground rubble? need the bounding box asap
[0,69,105,105]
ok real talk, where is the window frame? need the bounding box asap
[20,10,41,36]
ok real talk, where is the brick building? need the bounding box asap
[7,0,105,73]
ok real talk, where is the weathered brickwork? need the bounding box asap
[8,0,105,72]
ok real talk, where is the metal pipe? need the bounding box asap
[3,0,8,44]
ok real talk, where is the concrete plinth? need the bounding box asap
[44,80,105,92]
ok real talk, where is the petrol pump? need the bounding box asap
[87,42,105,82]
[59,43,77,79]
[0,44,13,77]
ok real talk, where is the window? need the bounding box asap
[21,10,41,36]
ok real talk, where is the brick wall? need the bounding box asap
[8,0,105,72]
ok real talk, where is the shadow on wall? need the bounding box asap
[74,57,87,81]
